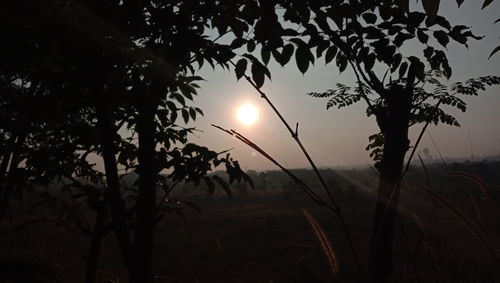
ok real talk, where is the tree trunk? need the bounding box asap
[0,82,37,224]
[93,81,135,279]
[84,207,105,283]
[0,134,25,224]
[369,85,411,283]
[132,90,157,283]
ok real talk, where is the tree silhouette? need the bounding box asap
[226,1,499,281]
[1,1,253,282]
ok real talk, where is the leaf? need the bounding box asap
[456,0,464,7]
[362,12,377,24]
[280,44,294,66]
[181,109,189,124]
[271,49,281,64]
[433,30,449,48]
[234,59,247,80]
[195,107,204,116]
[422,0,440,22]
[495,18,500,24]
[336,53,348,73]
[408,12,426,26]
[316,40,330,58]
[442,60,452,78]
[230,38,246,49]
[295,45,311,74]
[417,30,429,44]
[325,46,337,64]
[409,56,425,81]
[170,111,178,123]
[189,108,196,120]
[424,46,434,59]
[391,53,402,72]
[172,93,185,106]
[436,16,451,30]
[449,25,470,45]
[482,0,493,9]
[166,101,177,112]
[397,0,410,13]
[247,40,256,52]
[251,61,265,88]
[261,47,271,65]
[488,45,500,59]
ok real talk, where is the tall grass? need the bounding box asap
[302,209,339,275]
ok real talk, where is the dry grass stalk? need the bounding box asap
[416,184,497,260]
[302,209,339,275]
[446,171,492,200]
[213,235,222,251]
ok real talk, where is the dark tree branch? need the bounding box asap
[223,60,365,273]
[211,124,328,207]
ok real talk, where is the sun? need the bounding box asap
[236,103,259,126]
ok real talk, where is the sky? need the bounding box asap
[186,1,500,171]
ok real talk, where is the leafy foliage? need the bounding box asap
[1,1,257,281]
[308,71,500,164]
[308,83,370,110]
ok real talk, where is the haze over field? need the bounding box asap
[190,1,500,170]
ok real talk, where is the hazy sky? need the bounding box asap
[187,2,500,171]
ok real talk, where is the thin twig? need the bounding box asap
[211,124,328,207]
[427,131,448,169]
[219,61,365,273]
[156,180,180,214]
[349,60,376,113]
[229,60,339,212]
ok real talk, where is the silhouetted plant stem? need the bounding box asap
[231,61,340,213]
[93,79,135,279]
[156,180,181,215]
[228,63,364,273]
[211,125,327,207]
[427,132,448,170]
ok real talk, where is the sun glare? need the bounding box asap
[236,103,258,126]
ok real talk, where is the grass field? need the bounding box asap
[1,160,500,282]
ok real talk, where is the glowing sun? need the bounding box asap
[236,103,259,126]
